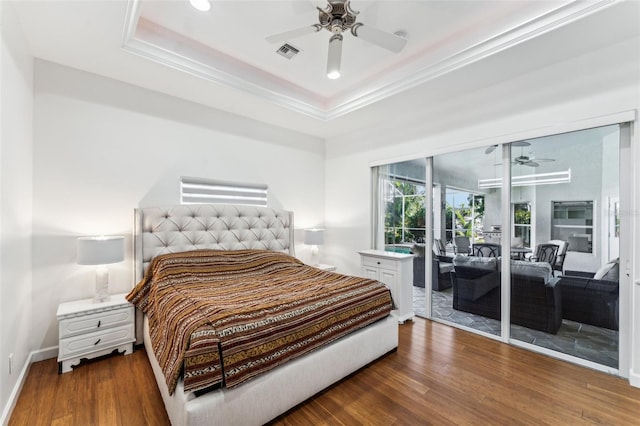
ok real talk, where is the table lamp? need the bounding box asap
[304,228,324,265]
[77,236,125,303]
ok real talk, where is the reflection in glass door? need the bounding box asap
[509,125,620,369]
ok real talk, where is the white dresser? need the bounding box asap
[358,249,414,323]
[57,293,135,373]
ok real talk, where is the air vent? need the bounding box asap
[276,43,300,60]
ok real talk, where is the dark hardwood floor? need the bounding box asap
[10,318,640,425]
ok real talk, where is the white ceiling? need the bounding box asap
[11,0,637,139]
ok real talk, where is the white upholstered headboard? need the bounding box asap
[134,204,295,281]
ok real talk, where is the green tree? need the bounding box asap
[384,181,426,243]
[446,194,485,240]
[514,204,531,224]
[455,209,473,237]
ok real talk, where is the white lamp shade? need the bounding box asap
[77,236,125,265]
[304,229,324,246]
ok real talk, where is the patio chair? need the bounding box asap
[433,238,447,256]
[472,243,501,257]
[547,239,569,274]
[453,236,471,255]
[529,243,559,268]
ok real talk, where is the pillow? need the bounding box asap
[510,260,552,283]
[594,259,619,280]
[453,254,498,271]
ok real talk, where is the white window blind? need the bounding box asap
[180,177,268,206]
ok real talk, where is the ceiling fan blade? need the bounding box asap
[485,145,497,154]
[534,158,555,163]
[525,161,539,167]
[266,25,321,44]
[351,23,407,53]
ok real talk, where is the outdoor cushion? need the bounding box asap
[510,260,552,283]
[453,254,498,271]
[594,259,619,280]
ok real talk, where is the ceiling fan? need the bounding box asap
[265,0,407,79]
[513,152,555,168]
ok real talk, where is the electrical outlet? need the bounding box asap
[9,353,13,375]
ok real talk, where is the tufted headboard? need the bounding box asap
[134,204,295,281]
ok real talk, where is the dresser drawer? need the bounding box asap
[58,323,135,360]
[59,306,134,339]
[361,256,397,271]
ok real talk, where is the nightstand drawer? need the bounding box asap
[361,256,397,270]
[58,323,135,360]
[59,306,134,339]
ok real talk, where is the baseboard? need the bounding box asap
[629,368,640,388]
[0,346,58,426]
[31,346,58,363]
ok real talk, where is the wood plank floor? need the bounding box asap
[10,318,640,425]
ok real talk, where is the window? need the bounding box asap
[180,177,268,206]
[372,159,427,251]
[445,189,484,244]
[384,177,426,245]
[513,202,532,248]
[551,200,593,253]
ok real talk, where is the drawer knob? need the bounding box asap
[377,261,381,265]
[94,338,101,346]
[97,320,101,328]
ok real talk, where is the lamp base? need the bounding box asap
[93,266,111,303]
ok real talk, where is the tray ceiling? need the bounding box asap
[122,0,607,120]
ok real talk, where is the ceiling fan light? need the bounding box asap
[327,34,343,79]
[189,0,211,12]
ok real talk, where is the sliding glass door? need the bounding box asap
[432,147,501,337]
[371,121,627,373]
[509,126,620,369]
[374,160,428,316]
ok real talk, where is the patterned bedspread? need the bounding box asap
[127,249,393,395]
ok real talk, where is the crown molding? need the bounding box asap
[122,0,617,121]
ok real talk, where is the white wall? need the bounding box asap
[31,60,326,351]
[324,32,640,381]
[0,2,33,422]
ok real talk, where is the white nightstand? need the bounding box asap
[315,263,337,272]
[358,249,414,323]
[57,293,135,373]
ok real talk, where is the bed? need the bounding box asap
[132,204,399,425]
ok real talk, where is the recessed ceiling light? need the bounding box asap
[189,0,211,12]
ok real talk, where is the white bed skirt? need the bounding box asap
[144,315,398,425]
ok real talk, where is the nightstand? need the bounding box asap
[358,249,414,323]
[57,293,135,373]
[315,263,337,272]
